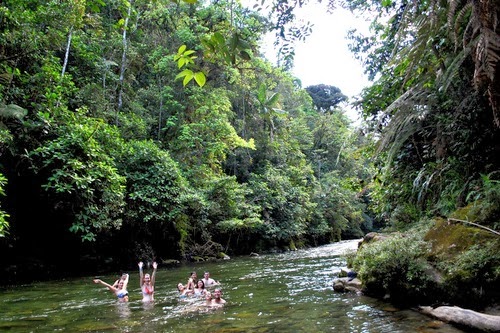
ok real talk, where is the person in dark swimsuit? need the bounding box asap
[138,261,157,302]
[93,273,129,302]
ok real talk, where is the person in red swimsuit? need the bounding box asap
[138,261,157,302]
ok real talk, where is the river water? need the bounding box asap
[0,239,466,332]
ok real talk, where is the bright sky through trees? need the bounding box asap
[291,6,370,98]
[254,2,371,120]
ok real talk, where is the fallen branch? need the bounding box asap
[419,306,500,332]
[447,218,500,236]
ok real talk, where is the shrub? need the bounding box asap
[437,241,500,306]
[352,232,434,304]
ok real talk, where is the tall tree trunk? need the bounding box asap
[61,27,73,80]
[117,1,132,125]
[158,81,163,141]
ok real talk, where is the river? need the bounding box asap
[0,239,466,332]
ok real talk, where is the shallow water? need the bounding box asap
[0,240,466,332]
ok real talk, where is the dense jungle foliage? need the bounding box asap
[0,0,499,287]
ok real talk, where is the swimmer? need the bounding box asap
[201,271,220,287]
[112,273,128,288]
[193,279,207,297]
[139,261,157,302]
[186,271,197,291]
[204,291,213,306]
[212,288,226,305]
[177,282,193,299]
[93,273,129,302]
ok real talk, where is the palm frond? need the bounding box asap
[0,104,28,120]
[377,86,435,164]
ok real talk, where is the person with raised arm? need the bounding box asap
[138,261,157,302]
[177,282,193,299]
[112,273,128,288]
[186,271,197,291]
[93,273,129,302]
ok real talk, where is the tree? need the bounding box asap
[305,84,347,112]
[254,82,286,142]
[345,0,500,227]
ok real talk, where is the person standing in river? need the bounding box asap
[138,261,157,302]
[201,271,220,287]
[93,273,129,302]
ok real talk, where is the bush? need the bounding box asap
[437,241,500,306]
[353,232,434,304]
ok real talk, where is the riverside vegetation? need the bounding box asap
[0,0,499,313]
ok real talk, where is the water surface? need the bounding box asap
[0,240,465,332]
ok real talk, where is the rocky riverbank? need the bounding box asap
[333,215,500,332]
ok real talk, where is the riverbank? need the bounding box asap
[341,218,500,331]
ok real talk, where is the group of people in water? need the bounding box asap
[92,262,226,307]
[176,271,225,306]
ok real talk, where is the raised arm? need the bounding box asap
[93,278,118,292]
[121,273,130,290]
[151,262,158,287]
[138,262,144,287]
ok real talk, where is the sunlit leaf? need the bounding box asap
[194,72,206,87]
[177,44,187,54]
[175,69,191,80]
[183,71,194,86]
[178,58,186,68]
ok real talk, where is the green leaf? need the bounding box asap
[257,83,266,102]
[178,57,186,68]
[267,92,280,106]
[239,50,252,61]
[381,0,392,7]
[183,71,194,86]
[177,44,187,54]
[175,69,191,80]
[213,32,225,45]
[194,72,206,87]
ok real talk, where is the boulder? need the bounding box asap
[218,252,230,260]
[332,277,363,294]
[358,232,389,249]
[161,259,180,265]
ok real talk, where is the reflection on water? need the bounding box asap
[0,240,467,332]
